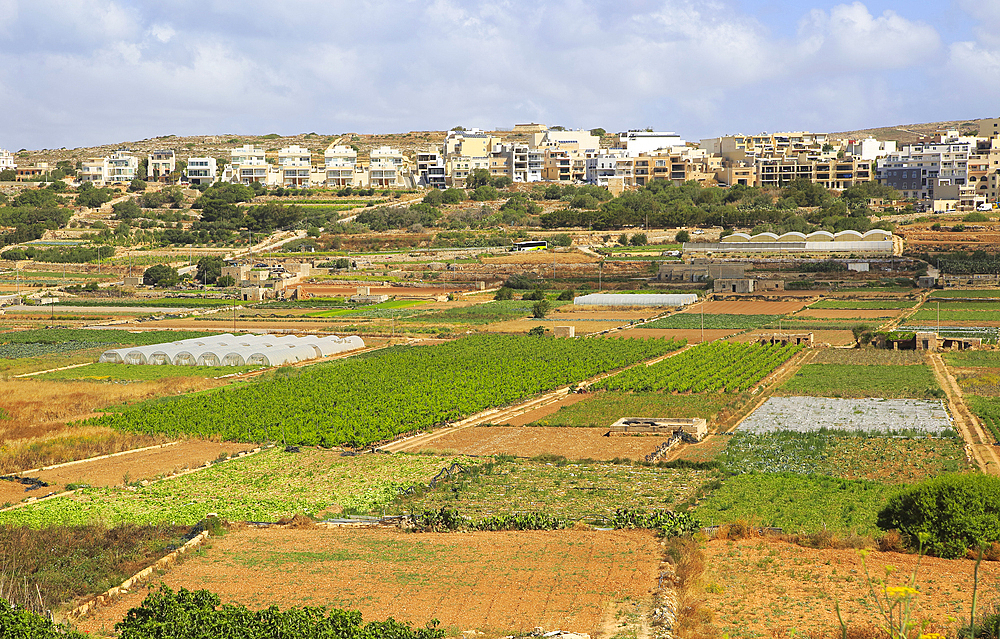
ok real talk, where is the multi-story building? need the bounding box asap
[105,151,138,185]
[147,150,176,182]
[444,129,501,186]
[0,149,15,172]
[78,158,105,184]
[224,144,269,185]
[446,154,491,187]
[185,157,218,185]
[845,138,897,161]
[323,145,357,187]
[757,155,872,190]
[530,129,601,153]
[700,132,831,161]
[277,145,312,187]
[415,150,446,189]
[489,143,542,182]
[368,146,407,187]
[877,133,976,200]
[620,131,685,156]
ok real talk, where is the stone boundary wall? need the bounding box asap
[62,530,210,622]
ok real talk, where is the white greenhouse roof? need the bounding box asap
[574,293,698,307]
[99,333,365,367]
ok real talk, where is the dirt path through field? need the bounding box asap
[927,352,1000,474]
[75,528,662,638]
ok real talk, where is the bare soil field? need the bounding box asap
[411,426,661,460]
[76,528,661,638]
[482,251,600,265]
[797,309,904,320]
[483,319,629,334]
[702,537,1000,638]
[681,300,806,315]
[615,328,738,342]
[0,440,253,506]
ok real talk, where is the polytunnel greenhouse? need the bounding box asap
[99,333,365,367]
[573,293,698,307]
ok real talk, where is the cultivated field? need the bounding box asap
[701,537,1000,639]
[0,449,475,527]
[682,300,806,314]
[408,426,662,460]
[737,397,953,435]
[76,528,662,638]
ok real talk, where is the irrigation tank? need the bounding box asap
[99,333,365,367]
[573,293,698,307]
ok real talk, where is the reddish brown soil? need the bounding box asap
[483,251,600,264]
[500,394,590,426]
[682,300,806,315]
[0,441,253,506]
[411,426,661,460]
[75,528,661,637]
[702,537,1000,638]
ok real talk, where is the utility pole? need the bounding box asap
[700,297,705,344]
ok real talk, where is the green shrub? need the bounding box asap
[877,473,1000,558]
[494,286,514,301]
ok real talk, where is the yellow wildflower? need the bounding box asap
[884,585,919,600]
[919,634,944,639]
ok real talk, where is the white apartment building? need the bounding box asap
[877,134,976,200]
[106,151,138,185]
[415,150,446,189]
[277,145,312,187]
[585,150,627,186]
[530,129,601,152]
[185,157,218,185]
[368,146,407,187]
[224,144,269,185]
[620,131,686,156]
[490,143,542,182]
[845,138,897,161]
[323,145,357,187]
[147,149,176,182]
[0,149,15,172]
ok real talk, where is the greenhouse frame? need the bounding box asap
[573,293,698,307]
[99,333,365,367]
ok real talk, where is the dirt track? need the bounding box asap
[927,352,1000,474]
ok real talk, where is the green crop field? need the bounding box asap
[963,396,1000,443]
[399,457,718,522]
[0,449,472,527]
[404,300,571,324]
[0,329,216,346]
[777,363,941,398]
[910,308,1000,322]
[930,289,1000,298]
[38,363,257,381]
[808,300,917,309]
[693,473,896,535]
[944,351,1000,368]
[529,391,749,428]
[594,342,799,393]
[719,431,968,482]
[639,314,780,330]
[809,349,925,365]
[307,300,432,318]
[54,298,241,308]
[89,335,680,447]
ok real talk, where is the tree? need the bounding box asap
[494,286,514,301]
[0,168,16,181]
[617,233,628,246]
[465,168,493,189]
[470,185,499,201]
[143,264,179,287]
[557,288,575,301]
[629,233,648,246]
[442,188,464,204]
[128,178,147,192]
[877,474,1000,558]
[675,230,690,243]
[216,274,236,287]
[492,175,513,189]
[196,256,226,285]
[532,299,551,318]
[112,199,142,220]
[590,128,606,137]
[76,186,113,208]
[527,326,547,336]
[422,189,444,206]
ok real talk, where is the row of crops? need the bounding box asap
[89,335,683,447]
[594,342,801,393]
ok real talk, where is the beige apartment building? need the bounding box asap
[368,146,408,187]
[147,150,176,182]
[757,156,872,190]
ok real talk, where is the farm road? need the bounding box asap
[927,352,1000,474]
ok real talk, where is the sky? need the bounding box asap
[1,0,998,151]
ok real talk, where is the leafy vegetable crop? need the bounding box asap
[89,335,679,447]
[594,342,800,393]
